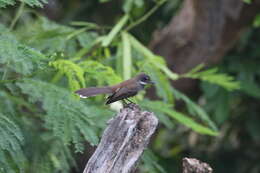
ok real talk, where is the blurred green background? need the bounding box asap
[0,0,260,173]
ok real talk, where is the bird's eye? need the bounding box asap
[141,76,149,81]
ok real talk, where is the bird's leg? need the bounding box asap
[124,98,136,109]
[125,98,134,104]
[122,99,128,107]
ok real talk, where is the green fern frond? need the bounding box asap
[184,65,240,91]
[0,34,47,76]
[127,32,179,80]
[141,150,167,173]
[18,17,76,55]
[139,100,218,136]
[172,87,218,131]
[49,60,85,91]
[0,0,16,8]
[16,79,107,151]
[0,0,47,8]
[0,113,26,172]
[142,63,174,103]
[80,60,122,86]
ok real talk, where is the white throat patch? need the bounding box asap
[139,81,147,85]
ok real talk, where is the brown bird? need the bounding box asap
[75,73,153,105]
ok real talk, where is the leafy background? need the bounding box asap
[0,0,259,173]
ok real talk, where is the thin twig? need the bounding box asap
[125,0,167,31]
[10,2,25,30]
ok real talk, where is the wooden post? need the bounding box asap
[83,104,158,173]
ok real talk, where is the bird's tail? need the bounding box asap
[75,87,113,98]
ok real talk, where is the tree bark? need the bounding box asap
[150,0,260,92]
[83,104,158,173]
[182,158,213,173]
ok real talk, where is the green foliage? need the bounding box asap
[16,79,103,148]
[183,64,240,91]
[140,100,218,136]
[243,0,251,4]
[0,0,46,8]
[101,15,129,47]
[253,14,260,28]
[140,150,166,173]
[0,114,25,173]
[79,60,122,86]
[171,88,218,131]
[0,33,47,76]
[50,60,85,91]
[0,1,243,173]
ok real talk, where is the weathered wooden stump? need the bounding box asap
[83,104,158,173]
[182,157,213,173]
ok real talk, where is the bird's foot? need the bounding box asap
[122,99,136,109]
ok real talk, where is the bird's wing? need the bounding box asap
[106,87,137,104]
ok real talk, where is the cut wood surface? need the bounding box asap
[83,104,158,173]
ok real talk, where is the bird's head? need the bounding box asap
[135,73,154,86]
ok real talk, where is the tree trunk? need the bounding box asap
[150,0,260,92]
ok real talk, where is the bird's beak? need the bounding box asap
[149,81,155,84]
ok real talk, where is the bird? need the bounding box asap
[75,73,153,105]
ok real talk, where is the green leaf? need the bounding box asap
[241,80,260,98]
[253,14,260,28]
[49,60,85,91]
[21,0,47,7]
[79,60,122,86]
[17,79,103,148]
[166,109,218,136]
[243,0,251,4]
[140,100,174,129]
[0,34,47,76]
[121,32,132,80]
[123,0,134,13]
[102,15,129,47]
[0,0,15,8]
[140,100,218,136]
[143,64,174,102]
[184,65,240,91]
[18,17,76,55]
[0,0,47,8]
[0,113,26,172]
[141,150,167,173]
[172,88,218,131]
[99,0,111,2]
[128,33,179,80]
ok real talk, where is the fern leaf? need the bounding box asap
[142,64,174,103]
[0,113,25,172]
[79,60,122,86]
[140,100,218,136]
[0,0,47,8]
[0,34,47,76]
[184,65,240,91]
[140,99,174,129]
[172,87,218,131]
[49,60,85,91]
[141,150,167,173]
[16,79,108,150]
[22,0,47,7]
[0,0,15,8]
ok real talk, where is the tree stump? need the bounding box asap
[182,157,213,173]
[83,104,158,173]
